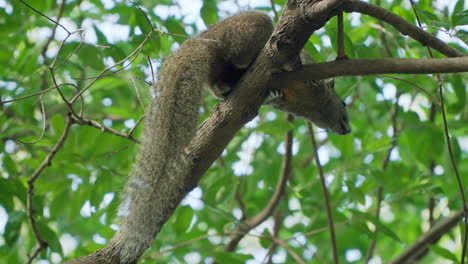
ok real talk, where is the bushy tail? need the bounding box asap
[108,44,209,263]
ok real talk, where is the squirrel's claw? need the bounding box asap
[267,89,282,100]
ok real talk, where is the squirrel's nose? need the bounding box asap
[340,121,351,135]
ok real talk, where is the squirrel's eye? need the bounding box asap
[342,101,346,107]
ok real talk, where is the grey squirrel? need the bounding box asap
[266,51,350,135]
[106,11,350,263]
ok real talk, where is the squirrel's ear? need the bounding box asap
[328,80,335,89]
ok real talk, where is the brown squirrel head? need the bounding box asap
[266,79,351,135]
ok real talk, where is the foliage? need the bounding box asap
[0,0,467,263]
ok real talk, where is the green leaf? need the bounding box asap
[201,0,218,26]
[93,25,109,44]
[4,211,25,246]
[452,9,468,27]
[457,30,468,45]
[134,9,153,34]
[358,212,401,242]
[50,114,65,136]
[453,0,465,15]
[399,123,444,166]
[3,154,17,175]
[173,206,194,235]
[78,45,105,70]
[429,245,459,263]
[37,221,63,255]
[415,7,439,22]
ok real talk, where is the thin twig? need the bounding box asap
[17,0,70,35]
[128,115,145,137]
[381,75,440,105]
[337,12,346,59]
[129,0,154,32]
[438,78,467,263]
[364,186,383,263]
[26,114,72,264]
[40,0,67,60]
[104,145,130,160]
[54,30,86,70]
[270,237,306,264]
[48,66,76,115]
[225,114,294,251]
[307,122,339,264]
[131,77,148,114]
[270,0,279,21]
[69,30,155,104]
[71,115,141,144]
[264,210,282,264]
[147,56,156,87]
[1,87,55,104]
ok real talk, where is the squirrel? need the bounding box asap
[103,11,350,264]
[265,50,351,135]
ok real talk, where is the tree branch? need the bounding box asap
[389,210,464,264]
[307,123,339,264]
[224,114,294,252]
[26,114,72,264]
[281,57,468,83]
[341,0,465,57]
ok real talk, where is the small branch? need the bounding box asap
[307,123,339,264]
[265,210,283,264]
[129,0,154,32]
[381,75,439,105]
[270,237,306,264]
[270,0,279,21]
[40,0,67,60]
[17,0,70,35]
[389,210,465,264]
[131,77,148,114]
[337,12,346,59]
[342,0,465,57]
[224,114,294,251]
[364,186,383,263]
[69,30,155,104]
[48,67,81,119]
[71,115,141,144]
[382,93,401,170]
[26,114,72,264]
[438,78,468,263]
[410,3,467,261]
[128,115,145,137]
[53,30,85,70]
[1,87,55,104]
[234,180,247,221]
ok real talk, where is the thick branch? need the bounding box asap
[342,0,465,57]
[281,57,468,82]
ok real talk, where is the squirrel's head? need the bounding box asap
[266,79,351,135]
[306,80,351,135]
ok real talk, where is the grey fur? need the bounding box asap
[110,11,274,263]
